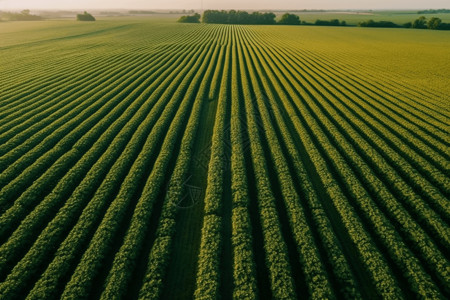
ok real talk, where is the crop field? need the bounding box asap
[290,11,450,25]
[0,19,449,299]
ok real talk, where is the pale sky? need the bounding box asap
[0,0,448,10]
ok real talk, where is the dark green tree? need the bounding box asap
[278,13,300,25]
[427,17,442,29]
[314,19,345,26]
[358,19,399,28]
[77,11,95,21]
[412,16,427,28]
[202,10,275,24]
[403,22,412,28]
[177,13,200,23]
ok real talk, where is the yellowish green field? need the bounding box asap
[0,18,449,299]
[289,11,450,25]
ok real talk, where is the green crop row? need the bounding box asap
[261,41,446,297]
[238,25,362,299]
[0,41,210,300]
[243,35,403,298]
[0,54,165,223]
[276,44,450,235]
[102,36,220,299]
[0,33,210,299]
[194,37,231,298]
[59,41,215,300]
[229,39,258,299]
[0,39,197,279]
[0,21,448,299]
[137,40,222,300]
[237,30,297,299]
[238,27,336,299]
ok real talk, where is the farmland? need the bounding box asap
[0,18,449,299]
[286,10,450,25]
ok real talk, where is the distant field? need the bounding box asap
[0,18,449,299]
[285,10,450,25]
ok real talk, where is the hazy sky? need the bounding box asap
[0,0,448,10]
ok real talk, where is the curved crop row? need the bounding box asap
[257,42,446,296]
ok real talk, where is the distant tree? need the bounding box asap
[314,19,327,26]
[177,13,201,23]
[261,12,276,24]
[278,13,300,25]
[438,22,450,30]
[248,11,276,24]
[236,11,250,24]
[418,9,450,14]
[358,19,399,28]
[354,15,450,30]
[403,22,412,28]
[411,16,427,28]
[1,9,42,21]
[202,10,275,24]
[77,11,95,21]
[314,19,346,26]
[202,10,228,23]
[330,19,340,26]
[359,19,374,27]
[427,17,442,29]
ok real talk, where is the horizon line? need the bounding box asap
[2,7,449,11]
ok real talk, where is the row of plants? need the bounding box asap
[0,49,169,225]
[239,29,335,299]
[299,44,449,129]
[258,26,448,146]
[260,38,446,297]
[300,47,449,181]
[228,41,258,299]
[267,37,449,224]
[58,40,215,299]
[285,46,450,243]
[0,39,192,257]
[0,30,202,158]
[0,52,151,165]
[102,38,220,299]
[243,29,403,297]
[305,58,450,215]
[237,31,297,299]
[257,25,446,115]
[0,52,116,120]
[238,25,361,299]
[137,38,223,299]
[0,40,208,299]
[0,27,211,202]
[193,37,232,298]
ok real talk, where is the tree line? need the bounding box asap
[0,10,97,22]
[178,10,346,26]
[417,9,450,14]
[202,10,277,24]
[178,10,450,30]
[359,16,450,30]
[0,10,42,21]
